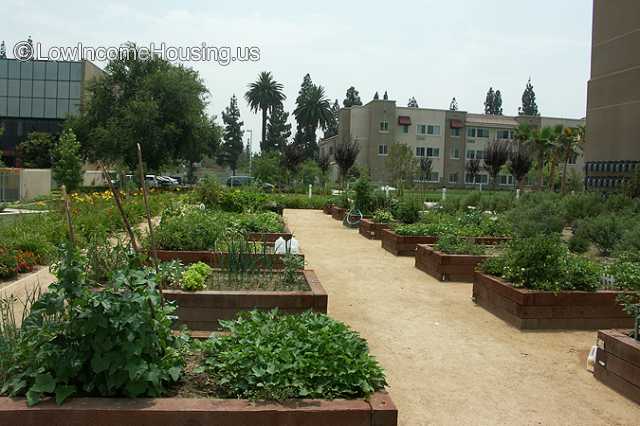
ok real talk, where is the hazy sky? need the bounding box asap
[4,0,593,147]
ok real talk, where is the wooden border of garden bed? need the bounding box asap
[415,245,489,282]
[163,270,327,331]
[381,230,508,257]
[323,204,333,215]
[594,329,640,404]
[331,206,347,221]
[0,391,397,426]
[472,272,633,330]
[359,219,391,240]
[246,225,293,243]
[155,250,304,269]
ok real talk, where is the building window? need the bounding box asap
[496,129,513,140]
[568,153,578,165]
[427,172,439,182]
[416,147,426,157]
[476,150,486,160]
[417,124,426,135]
[499,175,515,186]
[466,150,475,160]
[329,146,334,156]
[450,127,461,137]
[449,173,458,184]
[465,174,489,184]
[400,124,409,133]
[417,124,441,136]
[379,121,389,132]
[426,147,440,158]
[467,127,489,138]
[450,146,460,159]
[378,144,388,156]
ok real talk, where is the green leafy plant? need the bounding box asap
[568,234,590,254]
[203,310,387,400]
[575,214,626,256]
[181,262,213,291]
[393,198,421,224]
[0,247,17,280]
[372,209,394,224]
[434,234,485,255]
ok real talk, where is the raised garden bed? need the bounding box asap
[472,272,634,330]
[331,206,347,221]
[415,244,489,282]
[323,204,333,215]
[163,270,327,331]
[594,329,640,404]
[380,229,437,256]
[155,250,304,269]
[246,225,293,243]
[359,219,391,240]
[0,391,397,426]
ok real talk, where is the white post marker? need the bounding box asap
[516,188,520,200]
[308,184,312,198]
[442,187,447,201]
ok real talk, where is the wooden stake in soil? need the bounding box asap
[61,185,76,247]
[137,144,160,276]
[99,161,140,252]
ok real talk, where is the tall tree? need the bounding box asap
[373,92,380,100]
[407,97,419,108]
[343,87,363,107]
[324,99,340,139]
[281,141,305,184]
[559,126,585,194]
[69,42,213,172]
[334,139,360,187]
[245,71,286,149]
[484,88,495,115]
[217,95,244,175]
[519,78,539,116]
[508,141,533,190]
[383,91,389,100]
[528,126,555,189]
[52,129,83,191]
[263,104,291,152]
[294,83,332,159]
[493,90,503,115]
[449,97,458,111]
[483,140,510,188]
[420,158,432,181]
[17,132,55,168]
[386,144,418,190]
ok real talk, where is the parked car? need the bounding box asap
[226,176,254,187]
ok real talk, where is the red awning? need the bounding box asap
[398,116,411,125]
[450,119,464,129]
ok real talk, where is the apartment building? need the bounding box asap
[0,58,104,166]
[319,99,585,188]
[585,0,640,190]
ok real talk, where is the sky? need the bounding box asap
[3,0,593,149]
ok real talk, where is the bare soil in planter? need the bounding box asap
[472,272,634,330]
[246,225,293,243]
[163,270,327,331]
[595,329,640,404]
[171,270,309,292]
[415,245,490,282]
[155,250,304,269]
[0,392,397,426]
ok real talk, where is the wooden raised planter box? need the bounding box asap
[0,391,398,426]
[380,229,436,256]
[595,329,640,404]
[323,204,333,215]
[163,270,327,331]
[415,244,489,282]
[472,272,634,330]
[246,225,293,243]
[359,219,391,240]
[331,206,347,221]
[155,250,303,269]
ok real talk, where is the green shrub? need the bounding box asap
[233,212,283,233]
[203,310,387,400]
[1,248,185,406]
[562,192,604,225]
[434,234,485,255]
[576,214,625,256]
[615,222,640,255]
[568,234,590,254]
[352,177,375,214]
[393,198,421,224]
[181,262,212,291]
[607,254,640,291]
[0,247,17,280]
[507,198,565,238]
[372,209,394,224]
[155,210,224,251]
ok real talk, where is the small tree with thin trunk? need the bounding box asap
[334,139,360,188]
[317,154,331,192]
[386,144,418,191]
[420,158,432,181]
[483,141,510,188]
[465,159,481,186]
[508,142,533,190]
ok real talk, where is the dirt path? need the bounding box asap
[285,209,640,426]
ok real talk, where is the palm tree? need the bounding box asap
[245,72,286,148]
[294,84,332,144]
[528,126,555,190]
[558,125,585,194]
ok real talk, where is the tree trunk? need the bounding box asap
[548,160,557,191]
[538,152,545,190]
[560,157,569,194]
[261,108,268,149]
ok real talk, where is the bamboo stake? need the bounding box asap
[99,161,139,252]
[136,144,161,276]
[61,185,76,247]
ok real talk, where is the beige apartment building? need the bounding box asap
[320,99,584,188]
[585,0,640,190]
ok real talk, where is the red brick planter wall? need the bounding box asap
[0,391,397,426]
[359,219,391,240]
[323,204,333,215]
[246,225,293,243]
[595,330,640,404]
[415,245,489,282]
[472,272,633,330]
[331,206,347,221]
[380,229,437,256]
[163,270,327,331]
[155,250,304,269]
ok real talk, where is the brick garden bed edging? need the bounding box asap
[472,272,633,330]
[163,270,327,331]
[0,391,397,426]
[155,250,304,269]
[594,329,640,404]
[323,204,333,215]
[415,245,489,282]
[359,219,391,240]
[380,229,437,256]
[331,206,347,221]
